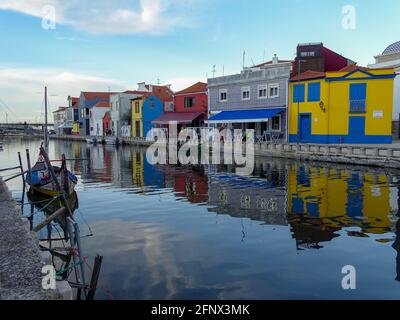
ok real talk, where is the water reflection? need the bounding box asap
[8,139,398,298]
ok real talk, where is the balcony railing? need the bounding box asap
[349,99,366,113]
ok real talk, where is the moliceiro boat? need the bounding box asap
[27,147,78,197]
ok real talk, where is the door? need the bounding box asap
[135,121,141,138]
[348,116,365,143]
[299,114,311,142]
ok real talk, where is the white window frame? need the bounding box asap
[268,83,280,98]
[241,86,251,101]
[258,84,268,99]
[271,115,281,132]
[219,89,228,102]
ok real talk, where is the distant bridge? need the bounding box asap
[0,123,54,127]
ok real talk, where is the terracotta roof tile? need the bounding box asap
[290,70,326,81]
[174,82,207,95]
[93,101,111,108]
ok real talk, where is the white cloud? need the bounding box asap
[0,67,127,122]
[164,76,206,92]
[0,0,201,35]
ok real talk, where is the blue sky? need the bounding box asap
[0,0,399,122]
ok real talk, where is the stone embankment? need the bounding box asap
[0,178,61,300]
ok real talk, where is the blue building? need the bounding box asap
[78,92,113,136]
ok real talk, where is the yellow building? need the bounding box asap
[72,122,80,135]
[131,97,144,138]
[289,66,397,144]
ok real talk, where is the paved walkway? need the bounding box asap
[0,178,58,300]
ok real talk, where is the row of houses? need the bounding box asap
[54,41,400,145]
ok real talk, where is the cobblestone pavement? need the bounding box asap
[0,178,59,300]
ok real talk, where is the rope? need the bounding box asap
[56,259,83,277]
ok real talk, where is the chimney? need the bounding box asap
[272,54,279,64]
[137,82,149,92]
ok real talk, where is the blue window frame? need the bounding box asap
[308,82,320,102]
[349,83,367,113]
[293,84,305,103]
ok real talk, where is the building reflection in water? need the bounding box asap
[287,164,398,250]
[53,142,400,283]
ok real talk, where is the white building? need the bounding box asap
[89,101,111,137]
[53,107,67,134]
[369,41,400,138]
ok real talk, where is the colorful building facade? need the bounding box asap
[131,96,144,138]
[288,66,396,144]
[131,85,173,139]
[89,101,111,137]
[152,82,208,131]
[207,57,291,140]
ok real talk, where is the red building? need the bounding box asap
[293,42,356,76]
[103,111,112,136]
[152,82,208,130]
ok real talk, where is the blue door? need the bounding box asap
[348,116,365,143]
[299,114,311,142]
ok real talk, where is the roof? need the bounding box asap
[253,60,293,68]
[174,82,207,95]
[208,108,285,124]
[152,112,204,125]
[150,85,174,101]
[383,41,400,55]
[338,65,371,72]
[127,85,173,102]
[82,92,115,100]
[53,107,67,113]
[290,70,326,81]
[93,101,111,108]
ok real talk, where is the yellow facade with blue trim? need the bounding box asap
[287,164,393,236]
[289,68,396,144]
[131,97,144,138]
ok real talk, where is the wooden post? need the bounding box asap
[87,255,103,300]
[18,152,26,212]
[26,149,32,191]
[33,207,67,232]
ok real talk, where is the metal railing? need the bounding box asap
[349,99,366,113]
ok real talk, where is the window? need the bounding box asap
[308,82,321,102]
[293,84,305,103]
[269,84,279,98]
[271,115,281,131]
[241,87,250,100]
[349,83,367,113]
[219,89,228,102]
[184,97,196,108]
[135,102,140,113]
[258,85,267,99]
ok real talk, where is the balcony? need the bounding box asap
[349,99,366,113]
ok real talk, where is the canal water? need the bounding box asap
[1,137,400,300]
